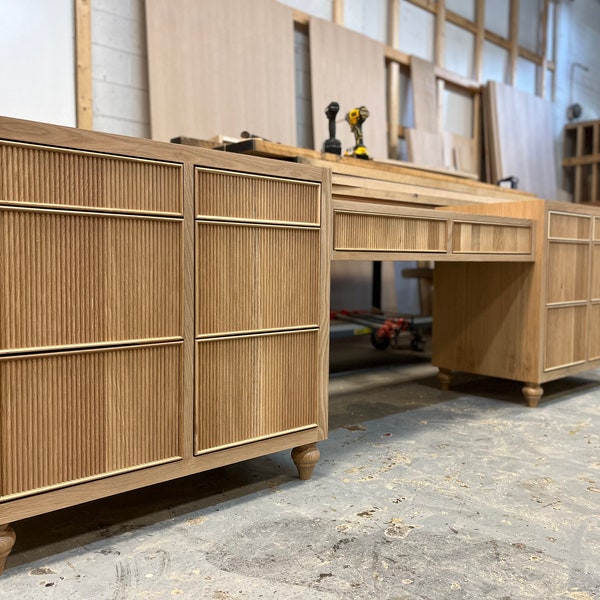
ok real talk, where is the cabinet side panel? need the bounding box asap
[0,142,182,215]
[544,306,587,370]
[546,242,589,303]
[433,262,540,381]
[195,331,318,454]
[0,343,182,500]
[0,210,183,353]
[589,304,600,360]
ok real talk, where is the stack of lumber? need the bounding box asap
[483,81,557,200]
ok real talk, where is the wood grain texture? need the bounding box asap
[0,343,182,500]
[195,168,320,225]
[0,141,182,215]
[546,242,589,303]
[0,208,182,353]
[195,331,318,454]
[309,17,387,159]
[145,0,296,144]
[452,222,532,254]
[544,305,587,370]
[406,129,445,168]
[548,212,591,240]
[196,222,320,336]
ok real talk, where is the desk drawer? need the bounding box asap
[334,211,446,253]
[195,167,320,225]
[0,141,182,215]
[196,222,319,336]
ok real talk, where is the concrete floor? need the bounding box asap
[1,336,600,599]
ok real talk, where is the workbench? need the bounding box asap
[0,118,596,574]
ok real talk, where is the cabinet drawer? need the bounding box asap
[196,222,319,336]
[0,141,182,215]
[544,305,587,371]
[195,168,320,225]
[0,208,183,353]
[194,331,318,454]
[548,212,591,240]
[334,211,447,253]
[0,343,183,501]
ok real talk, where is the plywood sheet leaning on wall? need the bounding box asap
[309,18,387,161]
[484,81,557,200]
[145,0,296,144]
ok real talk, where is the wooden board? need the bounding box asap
[410,56,439,133]
[406,128,445,168]
[484,81,557,200]
[145,0,296,144]
[309,17,388,161]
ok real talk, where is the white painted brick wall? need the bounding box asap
[91,0,150,138]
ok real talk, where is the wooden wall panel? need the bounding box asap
[195,331,318,453]
[195,168,320,225]
[0,141,182,215]
[309,17,388,160]
[0,343,182,499]
[145,0,296,144]
[0,208,182,352]
[196,222,319,336]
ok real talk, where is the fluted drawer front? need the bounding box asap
[0,343,183,500]
[334,211,447,252]
[195,168,320,225]
[195,331,318,454]
[0,208,182,353]
[0,141,182,215]
[196,222,319,336]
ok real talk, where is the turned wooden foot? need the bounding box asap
[291,443,320,480]
[437,368,453,391]
[0,524,16,575]
[522,383,543,408]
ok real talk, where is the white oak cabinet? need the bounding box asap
[0,117,330,573]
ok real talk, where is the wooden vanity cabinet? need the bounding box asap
[433,199,600,406]
[0,117,330,573]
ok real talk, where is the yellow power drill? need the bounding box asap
[345,106,370,160]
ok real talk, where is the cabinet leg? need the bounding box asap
[522,383,543,408]
[291,443,320,481]
[437,368,453,391]
[0,524,16,575]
